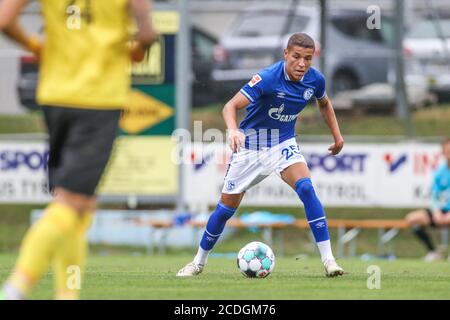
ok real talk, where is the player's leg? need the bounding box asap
[1,191,93,300]
[444,210,450,261]
[52,190,94,300]
[1,183,95,300]
[1,107,81,300]
[176,193,244,277]
[50,108,119,298]
[281,162,344,277]
[1,198,81,300]
[177,147,264,276]
[405,209,442,261]
[195,193,244,263]
[53,212,92,300]
[1,107,119,299]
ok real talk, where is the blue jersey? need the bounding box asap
[239,61,326,149]
[431,163,450,212]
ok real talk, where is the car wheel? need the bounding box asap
[331,70,359,95]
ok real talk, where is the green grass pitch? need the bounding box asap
[1,254,450,300]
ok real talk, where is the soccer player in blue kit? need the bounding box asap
[178,33,345,277]
[406,138,450,261]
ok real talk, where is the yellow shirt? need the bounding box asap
[37,0,132,109]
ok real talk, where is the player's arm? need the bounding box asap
[222,92,250,153]
[129,0,158,61]
[0,0,41,58]
[317,95,344,155]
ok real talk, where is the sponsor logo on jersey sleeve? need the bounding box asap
[248,74,262,87]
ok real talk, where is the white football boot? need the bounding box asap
[0,283,24,300]
[323,259,345,277]
[176,261,204,277]
[423,251,443,262]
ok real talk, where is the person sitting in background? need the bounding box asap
[405,138,450,262]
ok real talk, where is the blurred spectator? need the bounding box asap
[405,138,450,261]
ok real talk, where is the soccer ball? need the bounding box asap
[237,241,275,278]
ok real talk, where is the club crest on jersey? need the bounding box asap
[248,74,262,87]
[226,181,236,191]
[303,88,315,101]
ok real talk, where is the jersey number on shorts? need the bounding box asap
[66,0,93,29]
[282,145,300,160]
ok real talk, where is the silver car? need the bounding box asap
[212,4,394,101]
[403,18,450,102]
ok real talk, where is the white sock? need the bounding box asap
[193,247,210,266]
[317,240,335,263]
[2,283,24,300]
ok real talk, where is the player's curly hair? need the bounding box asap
[287,33,315,51]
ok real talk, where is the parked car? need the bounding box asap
[17,26,218,110]
[212,4,394,101]
[403,18,450,102]
[17,55,39,110]
[191,26,218,107]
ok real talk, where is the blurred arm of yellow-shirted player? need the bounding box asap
[129,0,158,62]
[0,0,42,59]
[0,0,157,63]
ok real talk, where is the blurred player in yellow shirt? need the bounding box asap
[0,0,157,299]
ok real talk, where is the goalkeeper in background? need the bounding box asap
[406,138,450,261]
[0,0,157,299]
